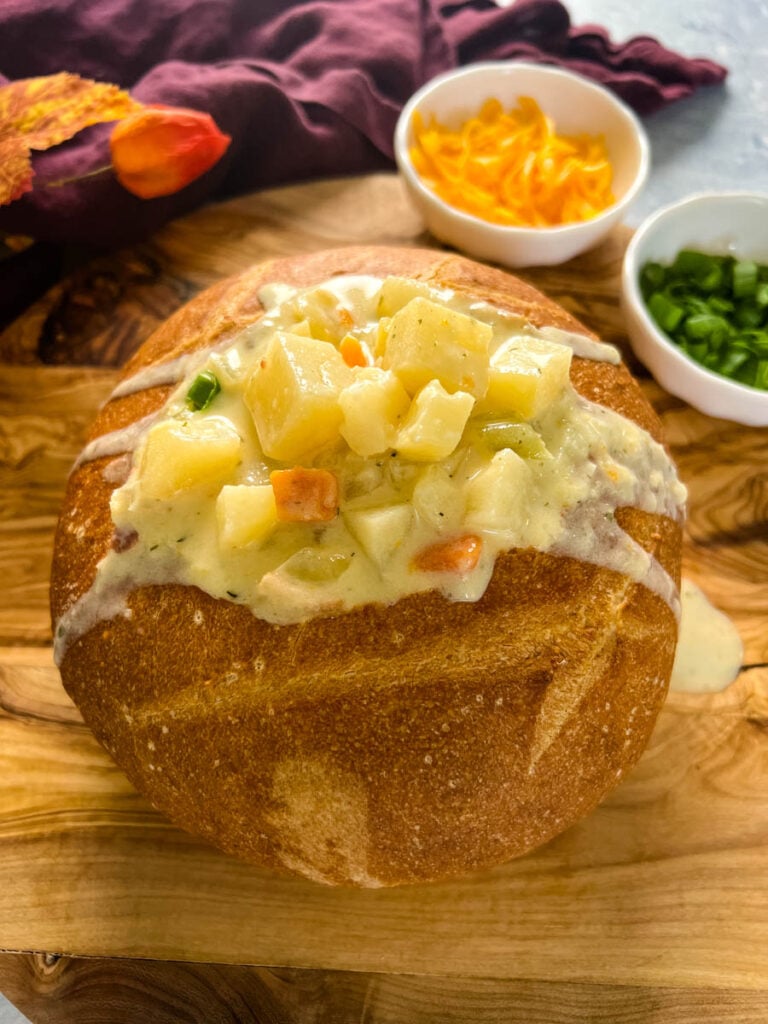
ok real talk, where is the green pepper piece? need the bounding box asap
[284,549,351,582]
[186,370,221,411]
[476,420,549,460]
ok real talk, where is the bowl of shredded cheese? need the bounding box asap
[394,61,649,268]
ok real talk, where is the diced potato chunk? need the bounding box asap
[376,276,444,318]
[485,336,572,420]
[382,297,491,398]
[290,318,313,337]
[139,416,242,500]
[216,484,277,549]
[464,448,532,532]
[396,380,474,462]
[372,316,391,359]
[280,547,351,582]
[258,566,338,616]
[245,332,353,461]
[289,288,356,342]
[412,464,465,531]
[345,504,413,568]
[339,368,410,457]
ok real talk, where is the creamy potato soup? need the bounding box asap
[55,275,686,662]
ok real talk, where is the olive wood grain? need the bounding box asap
[2,953,768,1024]
[0,174,766,1020]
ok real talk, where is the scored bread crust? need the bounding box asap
[51,245,682,887]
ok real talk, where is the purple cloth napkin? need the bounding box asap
[0,0,727,249]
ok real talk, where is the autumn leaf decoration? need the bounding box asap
[0,72,231,207]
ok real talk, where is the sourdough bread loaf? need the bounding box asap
[51,246,684,887]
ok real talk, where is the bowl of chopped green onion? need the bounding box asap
[622,192,768,425]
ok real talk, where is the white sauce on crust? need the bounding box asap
[54,274,686,665]
[74,413,160,469]
[109,352,204,400]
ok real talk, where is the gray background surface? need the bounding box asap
[566,0,767,226]
[1,1,764,1021]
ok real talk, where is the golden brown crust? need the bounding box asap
[51,246,682,887]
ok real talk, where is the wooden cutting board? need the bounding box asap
[1,174,767,999]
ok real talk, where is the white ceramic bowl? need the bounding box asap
[622,192,768,426]
[394,61,649,268]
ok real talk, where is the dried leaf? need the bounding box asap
[0,72,140,151]
[0,134,33,206]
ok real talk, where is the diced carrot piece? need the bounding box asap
[412,534,482,574]
[339,334,368,368]
[270,467,339,523]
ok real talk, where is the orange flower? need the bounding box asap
[109,105,230,199]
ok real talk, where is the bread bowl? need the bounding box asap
[51,245,686,887]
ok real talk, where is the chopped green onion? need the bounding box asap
[186,370,221,411]
[672,249,718,279]
[684,314,729,343]
[708,295,734,315]
[732,260,758,298]
[742,331,768,357]
[734,356,758,386]
[648,292,684,333]
[683,341,708,362]
[670,250,726,292]
[640,261,666,297]
[639,248,768,391]
[734,302,763,329]
[716,349,751,377]
[681,295,714,318]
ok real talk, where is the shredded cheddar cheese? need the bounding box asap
[410,97,615,228]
